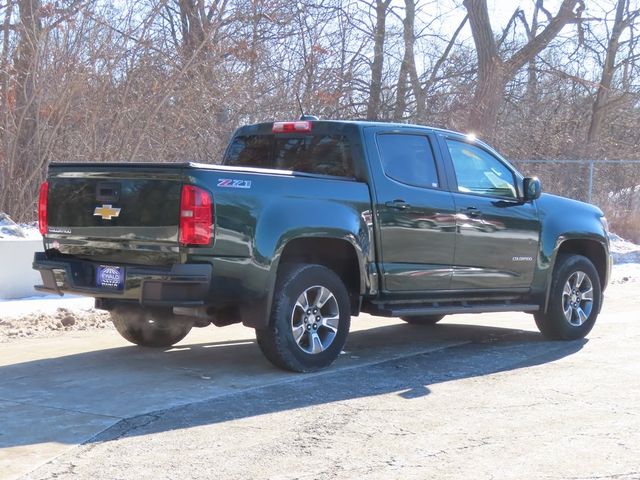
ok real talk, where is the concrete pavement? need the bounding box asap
[1,286,639,479]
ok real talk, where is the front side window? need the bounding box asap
[224,134,354,177]
[446,140,517,199]
[376,134,440,189]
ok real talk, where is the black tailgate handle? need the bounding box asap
[96,182,121,203]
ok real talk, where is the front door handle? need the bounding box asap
[385,200,410,210]
[462,206,481,218]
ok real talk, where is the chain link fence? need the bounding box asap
[512,160,640,242]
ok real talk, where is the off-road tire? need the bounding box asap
[534,254,601,340]
[111,305,192,348]
[255,264,351,372]
[400,314,445,326]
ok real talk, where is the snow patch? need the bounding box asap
[0,295,94,317]
[608,184,640,203]
[0,295,111,341]
[609,232,640,265]
[605,233,639,283]
[610,263,640,285]
[0,212,41,239]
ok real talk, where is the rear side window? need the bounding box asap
[376,134,439,189]
[224,134,354,177]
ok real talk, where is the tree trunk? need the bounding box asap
[394,0,416,121]
[366,0,390,120]
[525,1,542,117]
[464,0,503,137]
[13,0,42,179]
[464,0,580,138]
[178,0,207,60]
[404,0,425,122]
[587,0,628,144]
[468,61,506,140]
[393,61,408,121]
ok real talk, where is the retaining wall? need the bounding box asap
[0,238,45,299]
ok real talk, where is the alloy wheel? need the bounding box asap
[562,271,594,327]
[290,285,340,354]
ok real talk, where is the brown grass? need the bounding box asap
[609,214,640,244]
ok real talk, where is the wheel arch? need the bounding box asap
[275,236,364,317]
[239,234,370,329]
[543,237,609,313]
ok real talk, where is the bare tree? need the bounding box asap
[394,0,420,120]
[463,0,584,139]
[0,0,637,231]
[366,0,391,120]
[13,0,43,175]
[587,0,640,145]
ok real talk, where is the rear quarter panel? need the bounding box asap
[185,168,375,327]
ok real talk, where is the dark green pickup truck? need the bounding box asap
[33,119,612,371]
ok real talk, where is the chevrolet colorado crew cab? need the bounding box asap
[33,119,612,372]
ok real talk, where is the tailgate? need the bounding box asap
[45,164,187,265]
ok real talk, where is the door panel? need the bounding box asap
[442,138,540,289]
[379,189,457,291]
[366,129,457,292]
[451,195,540,288]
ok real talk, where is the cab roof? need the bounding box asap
[234,119,493,152]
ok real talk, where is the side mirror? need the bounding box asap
[523,177,542,201]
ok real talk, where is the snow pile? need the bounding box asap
[0,302,112,342]
[608,233,640,284]
[609,233,640,264]
[0,212,40,239]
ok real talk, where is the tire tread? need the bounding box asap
[111,306,192,348]
[534,254,601,341]
[256,263,350,372]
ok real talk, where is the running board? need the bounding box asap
[367,303,539,317]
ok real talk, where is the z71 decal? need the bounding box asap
[217,179,252,189]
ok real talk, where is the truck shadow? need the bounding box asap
[0,321,586,450]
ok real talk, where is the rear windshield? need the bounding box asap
[223,134,354,177]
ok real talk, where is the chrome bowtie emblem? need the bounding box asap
[94,204,121,220]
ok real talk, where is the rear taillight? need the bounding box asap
[38,181,48,236]
[179,185,213,246]
[272,121,312,133]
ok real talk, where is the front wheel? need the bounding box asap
[111,306,192,348]
[256,264,351,372]
[534,254,602,340]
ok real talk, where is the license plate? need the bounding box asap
[95,265,125,290]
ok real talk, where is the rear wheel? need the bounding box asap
[256,264,351,372]
[111,305,192,348]
[400,314,445,326]
[534,254,601,340]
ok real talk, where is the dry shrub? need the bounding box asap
[604,185,640,243]
[0,1,638,225]
[608,214,640,243]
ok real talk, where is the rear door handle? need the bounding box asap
[462,206,481,218]
[385,200,411,210]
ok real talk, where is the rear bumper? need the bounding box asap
[32,252,212,307]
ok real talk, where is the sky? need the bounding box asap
[415,0,623,41]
